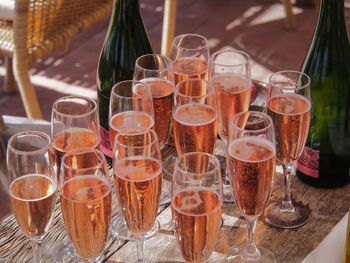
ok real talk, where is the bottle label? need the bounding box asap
[297,147,319,178]
[100,125,113,158]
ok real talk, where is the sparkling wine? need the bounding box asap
[172,187,222,262]
[114,157,162,234]
[267,94,311,164]
[228,137,276,216]
[52,128,100,179]
[143,78,174,147]
[9,174,56,238]
[173,58,209,84]
[109,111,154,150]
[212,73,251,143]
[61,176,112,259]
[173,104,217,155]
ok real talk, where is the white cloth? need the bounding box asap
[302,212,348,263]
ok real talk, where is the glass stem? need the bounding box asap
[243,218,259,260]
[137,238,145,263]
[281,163,295,212]
[30,239,42,263]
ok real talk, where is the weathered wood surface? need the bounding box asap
[0,117,350,263]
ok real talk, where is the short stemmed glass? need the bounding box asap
[113,128,163,262]
[227,111,277,263]
[60,148,112,263]
[172,152,223,263]
[173,78,218,155]
[7,131,56,263]
[264,70,311,229]
[209,49,252,202]
[51,95,100,180]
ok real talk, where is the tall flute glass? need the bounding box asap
[134,54,174,148]
[113,128,162,262]
[109,80,155,153]
[7,131,56,263]
[51,95,100,181]
[264,70,311,229]
[227,111,277,263]
[172,152,223,263]
[209,49,251,202]
[60,148,112,263]
[173,78,218,155]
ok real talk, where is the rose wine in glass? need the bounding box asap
[209,49,252,203]
[7,131,56,263]
[112,128,162,262]
[172,152,223,263]
[172,78,217,156]
[134,54,174,148]
[227,111,277,263]
[265,70,311,229]
[60,148,112,263]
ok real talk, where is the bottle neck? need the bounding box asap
[113,0,141,18]
[318,0,346,32]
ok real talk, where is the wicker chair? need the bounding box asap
[0,0,114,119]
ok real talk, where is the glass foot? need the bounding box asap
[226,244,277,263]
[52,242,76,263]
[110,213,159,241]
[264,200,311,229]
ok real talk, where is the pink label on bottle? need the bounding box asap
[297,147,319,178]
[100,125,113,158]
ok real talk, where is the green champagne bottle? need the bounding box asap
[296,0,350,187]
[97,0,153,162]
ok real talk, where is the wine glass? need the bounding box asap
[226,111,277,263]
[51,95,100,261]
[134,54,174,205]
[109,80,155,152]
[172,152,223,263]
[112,128,163,262]
[209,49,252,202]
[51,95,100,181]
[7,131,56,263]
[170,33,210,84]
[60,148,112,263]
[173,78,218,155]
[264,70,311,229]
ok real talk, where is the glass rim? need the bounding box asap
[174,151,221,177]
[268,70,311,91]
[135,53,173,73]
[7,130,51,156]
[52,95,97,119]
[114,127,159,150]
[231,111,274,133]
[111,80,151,99]
[172,33,209,51]
[210,49,251,67]
[174,78,215,99]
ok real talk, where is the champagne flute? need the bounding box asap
[109,80,155,152]
[51,95,100,261]
[7,131,56,263]
[113,128,162,262]
[173,78,218,155]
[51,95,100,180]
[60,148,112,263]
[134,54,174,148]
[172,152,223,263]
[264,70,311,229]
[227,111,277,263]
[134,54,174,205]
[209,49,252,202]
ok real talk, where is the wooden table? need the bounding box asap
[0,116,349,263]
